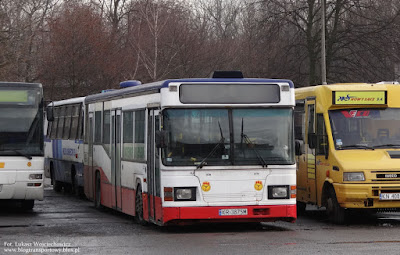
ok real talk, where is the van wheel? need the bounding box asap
[94,172,102,209]
[135,185,147,225]
[297,201,306,215]
[326,187,345,224]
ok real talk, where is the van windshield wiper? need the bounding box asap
[338,145,374,150]
[372,144,400,149]
[196,122,226,169]
[241,118,268,168]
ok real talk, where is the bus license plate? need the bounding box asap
[380,193,400,200]
[219,209,248,216]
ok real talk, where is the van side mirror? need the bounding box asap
[295,140,303,156]
[308,133,316,149]
[155,130,167,148]
[46,105,54,121]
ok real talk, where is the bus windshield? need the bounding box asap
[0,87,43,156]
[330,108,400,150]
[162,108,294,166]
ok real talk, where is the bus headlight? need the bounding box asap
[174,187,196,201]
[268,186,289,199]
[343,172,365,181]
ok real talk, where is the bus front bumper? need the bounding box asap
[162,204,296,225]
[334,183,400,209]
[0,170,44,200]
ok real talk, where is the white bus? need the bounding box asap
[44,97,85,195]
[84,72,296,225]
[0,82,44,210]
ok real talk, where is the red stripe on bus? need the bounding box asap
[163,205,296,224]
[121,187,136,216]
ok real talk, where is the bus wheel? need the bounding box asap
[21,200,34,210]
[51,170,62,192]
[326,187,345,224]
[135,185,147,225]
[94,172,103,209]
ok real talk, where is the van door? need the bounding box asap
[305,99,317,204]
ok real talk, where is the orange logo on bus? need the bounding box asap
[202,182,211,192]
[254,181,263,191]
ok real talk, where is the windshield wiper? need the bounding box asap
[241,118,268,168]
[372,144,400,149]
[196,122,226,169]
[0,149,32,159]
[338,145,374,150]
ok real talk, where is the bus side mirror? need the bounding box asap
[46,106,54,121]
[155,130,167,148]
[308,133,316,149]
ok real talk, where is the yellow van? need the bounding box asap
[295,83,400,223]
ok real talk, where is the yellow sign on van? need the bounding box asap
[333,91,386,105]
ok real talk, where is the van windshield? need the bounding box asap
[329,108,400,150]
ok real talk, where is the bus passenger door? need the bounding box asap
[85,112,94,200]
[147,108,161,223]
[305,99,317,204]
[111,109,122,210]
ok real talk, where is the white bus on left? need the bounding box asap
[0,82,44,210]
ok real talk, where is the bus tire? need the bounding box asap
[135,185,147,225]
[71,167,81,196]
[326,187,345,224]
[51,169,62,192]
[94,172,103,209]
[21,200,34,210]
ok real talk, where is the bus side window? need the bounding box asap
[94,111,102,144]
[57,106,66,139]
[63,105,72,139]
[134,110,145,161]
[70,104,80,140]
[50,107,59,139]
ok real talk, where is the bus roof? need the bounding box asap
[85,78,294,104]
[47,97,85,107]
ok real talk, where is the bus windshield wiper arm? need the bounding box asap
[241,118,268,168]
[338,145,374,150]
[372,144,400,149]
[196,122,225,169]
[241,133,268,168]
[196,138,225,169]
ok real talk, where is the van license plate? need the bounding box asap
[380,193,400,200]
[219,209,248,216]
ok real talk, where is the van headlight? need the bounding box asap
[343,172,365,181]
[174,187,196,201]
[268,186,289,199]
